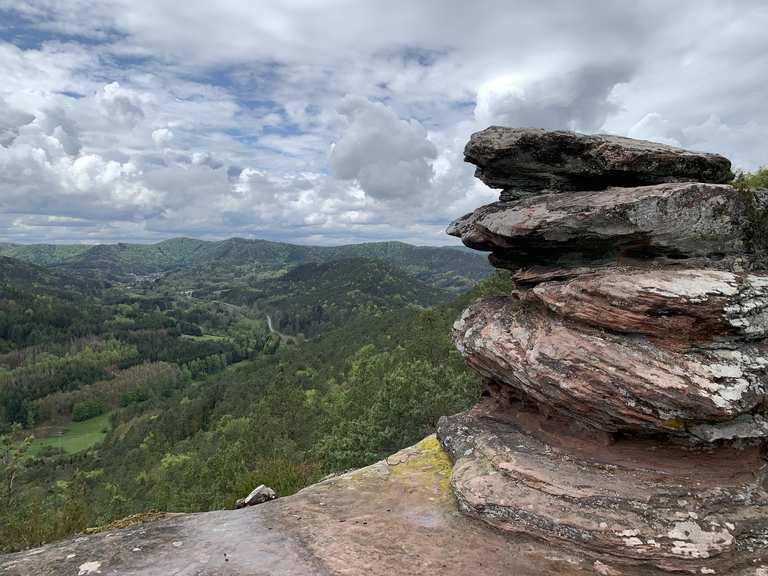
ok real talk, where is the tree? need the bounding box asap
[1,426,32,508]
[72,399,104,422]
[734,166,768,190]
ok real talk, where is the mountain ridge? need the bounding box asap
[0,237,490,292]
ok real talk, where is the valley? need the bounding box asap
[0,237,498,552]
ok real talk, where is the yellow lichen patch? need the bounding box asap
[387,434,453,496]
[662,417,686,430]
[85,511,166,534]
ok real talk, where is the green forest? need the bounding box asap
[0,237,510,553]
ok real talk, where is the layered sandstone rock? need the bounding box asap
[454,295,768,436]
[447,183,753,272]
[465,126,733,196]
[441,127,768,575]
[531,269,768,343]
[438,403,768,574]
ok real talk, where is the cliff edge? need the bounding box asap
[0,436,592,576]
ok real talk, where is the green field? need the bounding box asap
[180,334,229,342]
[27,414,111,457]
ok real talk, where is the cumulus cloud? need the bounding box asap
[97,82,145,128]
[0,144,162,222]
[0,0,766,245]
[151,128,174,147]
[0,92,161,224]
[190,152,223,170]
[474,63,634,132]
[329,96,437,201]
[0,99,34,147]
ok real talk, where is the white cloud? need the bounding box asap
[474,63,633,132]
[190,151,222,169]
[628,113,681,146]
[0,0,766,245]
[151,127,174,147]
[97,82,146,127]
[0,98,35,146]
[329,96,437,201]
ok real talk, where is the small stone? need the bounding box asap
[235,485,277,509]
[77,561,102,575]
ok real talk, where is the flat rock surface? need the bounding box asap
[0,436,595,576]
[453,295,768,434]
[447,183,748,271]
[437,403,768,574]
[465,127,733,195]
[533,268,768,346]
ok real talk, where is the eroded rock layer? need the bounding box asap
[465,127,733,195]
[453,295,768,436]
[447,183,750,271]
[438,402,768,575]
[532,269,768,344]
[441,127,768,574]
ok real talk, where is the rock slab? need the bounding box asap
[465,127,733,196]
[0,437,601,576]
[448,183,750,271]
[438,402,768,575]
[453,294,768,435]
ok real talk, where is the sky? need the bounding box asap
[0,1,766,246]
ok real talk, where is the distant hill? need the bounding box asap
[0,257,107,351]
[220,257,450,336]
[0,238,490,292]
[0,256,100,299]
[0,243,92,267]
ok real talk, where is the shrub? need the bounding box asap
[734,166,768,190]
[120,388,149,407]
[734,167,768,268]
[72,399,104,422]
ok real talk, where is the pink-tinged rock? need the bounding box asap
[447,183,749,268]
[437,402,768,574]
[453,296,768,434]
[532,269,768,346]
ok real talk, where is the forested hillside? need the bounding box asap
[0,257,107,352]
[0,243,504,553]
[0,238,490,292]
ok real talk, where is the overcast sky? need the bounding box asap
[0,1,766,246]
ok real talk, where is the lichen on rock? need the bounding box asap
[440,126,768,575]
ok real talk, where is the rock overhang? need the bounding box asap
[464,126,734,194]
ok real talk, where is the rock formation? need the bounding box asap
[441,127,768,574]
[465,126,733,197]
